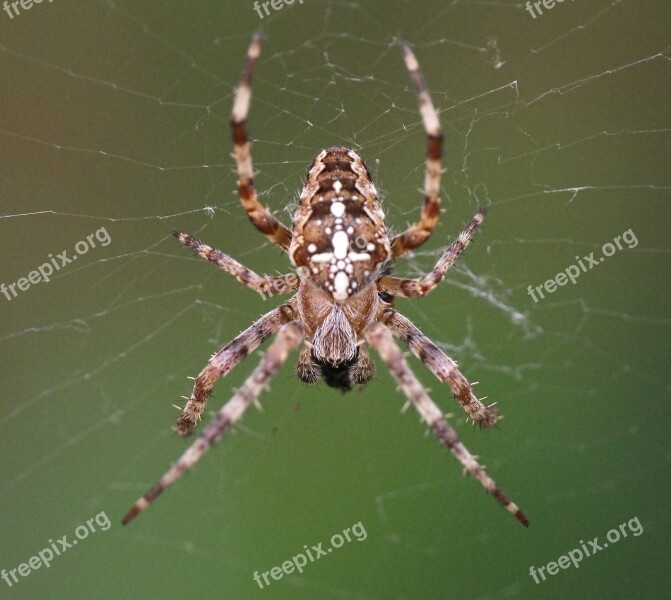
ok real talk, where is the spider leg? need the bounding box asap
[364,321,528,527]
[230,31,293,251]
[379,209,484,297]
[390,43,443,259]
[122,321,304,525]
[380,309,498,427]
[173,231,299,299]
[176,303,296,436]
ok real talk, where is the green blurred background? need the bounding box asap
[1,1,669,598]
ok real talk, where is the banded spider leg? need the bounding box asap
[122,321,303,525]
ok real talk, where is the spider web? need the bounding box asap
[1,1,669,599]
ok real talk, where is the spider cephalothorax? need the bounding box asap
[122,32,528,528]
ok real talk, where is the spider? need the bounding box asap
[122,32,528,527]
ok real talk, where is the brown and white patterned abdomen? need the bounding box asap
[289,147,391,302]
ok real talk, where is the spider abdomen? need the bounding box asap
[289,147,391,302]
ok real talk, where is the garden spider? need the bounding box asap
[122,32,528,527]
